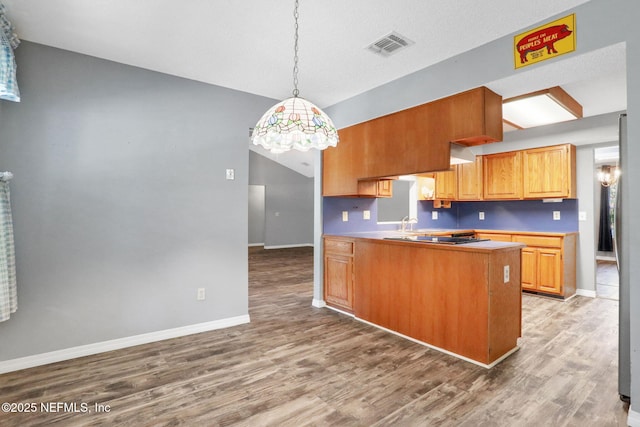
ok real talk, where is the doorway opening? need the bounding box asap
[249,185,266,248]
[594,146,620,300]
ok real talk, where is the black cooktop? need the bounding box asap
[385,236,489,245]
[413,236,489,245]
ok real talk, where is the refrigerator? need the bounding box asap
[617,113,630,402]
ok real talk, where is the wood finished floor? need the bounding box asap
[0,246,629,426]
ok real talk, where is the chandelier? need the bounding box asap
[251,0,339,154]
[597,165,620,187]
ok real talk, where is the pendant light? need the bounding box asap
[251,0,339,154]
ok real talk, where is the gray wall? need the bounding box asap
[576,145,598,294]
[322,0,640,414]
[249,151,313,247]
[248,185,266,245]
[0,42,276,360]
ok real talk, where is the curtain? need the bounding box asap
[597,184,614,252]
[0,176,17,321]
[0,1,20,102]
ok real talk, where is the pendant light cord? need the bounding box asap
[292,0,300,98]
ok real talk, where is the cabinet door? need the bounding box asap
[537,248,563,294]
[435,167,457,199]
[357,179,394,198]
[323,126,361,196]
[483,151,523,199]
[417,175,435,200]
[457,156,483,200]
[520,248,537,290]
[523,144,574,198]
[324,254,354,311]
[377,180,394,198]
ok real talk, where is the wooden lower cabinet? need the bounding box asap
[478,231,576,298]
[475,232,513,242]
[512,234,575,298]
[353,239,523,366]
[323,237,355,313]
[520,247,562,293]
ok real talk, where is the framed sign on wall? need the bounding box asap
[514,14,576,69]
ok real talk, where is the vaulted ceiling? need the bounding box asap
[3,0,627,176]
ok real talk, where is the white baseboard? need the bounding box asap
[628,406,640,427]
[576,289,597,298]
[248,243,265,247]
[355,317,517,369]
[264,243,314,249]
[311,298,326,308]
[0,315,250,374]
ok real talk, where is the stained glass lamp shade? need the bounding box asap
[251,96,339,154]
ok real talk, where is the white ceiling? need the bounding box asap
[3,0,627,177]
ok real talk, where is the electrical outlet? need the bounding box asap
[553,211,561,220]
[432,211,438,220]
[363,210,371,220]
[197,288,206,300]
[479,212,485,220]
[503,266,510,283]
[225,169,235,180]
[342,211,349,222]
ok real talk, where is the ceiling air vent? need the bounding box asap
[367,31,414,57]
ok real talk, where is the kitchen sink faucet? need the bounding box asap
[401,216,418,232]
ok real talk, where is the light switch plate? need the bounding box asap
[342,211,349,222]
[579,211,587,221]
[553,211,561,220]
[479,212,485,220]
[225,168,235,180]
[504,265,510,283]
[363,210,371,220]
[432,211,438,220]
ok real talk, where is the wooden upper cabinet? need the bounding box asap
[522,144,576,199]
[449,87,503,145]
[416,175,436,200]
[377,179,393,197]
[435,167,457,200]
[322,126,360,197]
[322,87,503,197]
[457,156,483,200]
[483,151,523,200]
[357,179,394,198]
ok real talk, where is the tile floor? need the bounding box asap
[596,260,619,300]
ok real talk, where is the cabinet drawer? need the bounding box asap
[324,238,354,255]
[476,233,512,242]
[512,235,562,248]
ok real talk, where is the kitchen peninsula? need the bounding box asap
[323,232,525,367]
[320,86,576,368]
